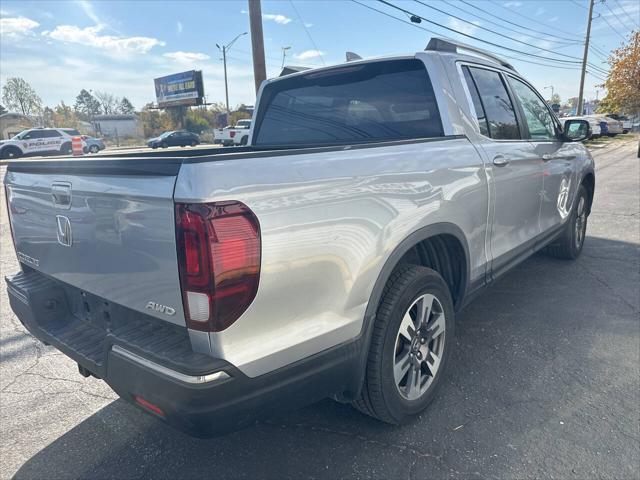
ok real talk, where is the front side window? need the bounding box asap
[254,59,443,147]
[23,130,43,139]
[508,77,557,140]
[464,66,520,140]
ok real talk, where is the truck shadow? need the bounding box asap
[12,236,640,480]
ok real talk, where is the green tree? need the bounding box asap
[74,89,101,118]
[52,101,80,128]
[118,97,135,114]
[549,93,561,106]
[185,111,210,134]
[1,77,43,116]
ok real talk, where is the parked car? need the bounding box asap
[606,114,632,134]
[4,38,595,437]
[563,116,600,139]
[147,131,200,149]
[0,127,85,159]
[81,136,106,154]
[589,116,623,136]
[213,119,251,146]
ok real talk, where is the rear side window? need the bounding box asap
[463,66,520,140]
[462,66,490,137]
[254,59,443,147]
[42,130,63,138]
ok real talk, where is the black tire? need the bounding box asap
[240,135,249,146]
[161,142,168,149]
[353,265,454,424]
[89,145,100,154]
[60,143,72,155]
[544,185,589,260]
[190,140,197,147]
[0,146,22,159]
[151,145,158,149]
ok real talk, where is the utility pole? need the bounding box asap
[544,85,555,103]
[577,0,595,116]
[248,0,267,93]
[216,32,247,117]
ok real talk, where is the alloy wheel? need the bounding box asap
[393,293,446,401]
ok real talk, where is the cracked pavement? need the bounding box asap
[1,137,639,479]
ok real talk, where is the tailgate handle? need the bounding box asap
[51,182,72,209]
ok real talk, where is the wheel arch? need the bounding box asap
[342,223,471,401]
[581,170,595,215]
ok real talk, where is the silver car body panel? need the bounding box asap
[4,48,594,379]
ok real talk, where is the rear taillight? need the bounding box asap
[175,201,261,332]
[230,131,236,138]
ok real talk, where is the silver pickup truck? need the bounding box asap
[4,39,594,437]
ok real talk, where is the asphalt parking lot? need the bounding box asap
[1,137,638,480]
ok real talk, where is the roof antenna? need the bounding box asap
[346,52,362,62]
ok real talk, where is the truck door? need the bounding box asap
[506,75,580,236]
[461,65,543,278]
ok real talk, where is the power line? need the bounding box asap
[442,0,579,46]
[413,0,584,61]
[602,1,636,32]
[594,9,629,41]
[487,0,585,39]
[376,0,582,64]
[289,0,326,65]
[612,0,640,28]
[569,0,590,11]
[351,0,588,72]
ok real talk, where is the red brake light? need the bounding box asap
[175,201,261,332]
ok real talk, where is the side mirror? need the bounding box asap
[563,119,590,142]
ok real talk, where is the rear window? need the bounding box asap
[254,59,443,147]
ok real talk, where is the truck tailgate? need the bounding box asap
[4,159,185,325]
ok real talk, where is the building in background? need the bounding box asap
[0,113,35,139]
[92,114,142,138]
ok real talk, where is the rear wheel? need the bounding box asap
[354,265,454,424]
[1,146,22,159]
[161,142,168,149]
[60,143,72,155]
[89,145,100,153]
[190,140,197,147]
[544,185,589,260]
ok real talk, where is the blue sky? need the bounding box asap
[1,0,638,110]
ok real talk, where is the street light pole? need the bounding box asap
[216,32,248,117]
[544,85,555,103]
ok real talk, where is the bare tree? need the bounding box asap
[2,77,43,116]
[94,91,118,115]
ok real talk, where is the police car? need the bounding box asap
[0,127,85,159]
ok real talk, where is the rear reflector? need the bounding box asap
[133,395,165,417]
[175,201,261,332]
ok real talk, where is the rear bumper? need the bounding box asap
[5,268,360,437]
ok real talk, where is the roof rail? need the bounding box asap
[425,37,516,71]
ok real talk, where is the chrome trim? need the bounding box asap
[111,345,230,385]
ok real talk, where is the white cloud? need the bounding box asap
[295,49,325,60]
[45,25,165,57]
[177,21,183,34]
[76,0,101,25]
[163,51,210,64]
[447,17,480,36]
[0,16,40,38]
[263,13,292,25]
[503,1,522,7]
[547,16,559,23]
[304,22,314,28]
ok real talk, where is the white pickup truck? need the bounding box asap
[213,119,251,146]
[4,39,595,437]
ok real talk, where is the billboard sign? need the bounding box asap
[154,70,204,108]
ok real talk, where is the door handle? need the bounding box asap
[492,155,510,167]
